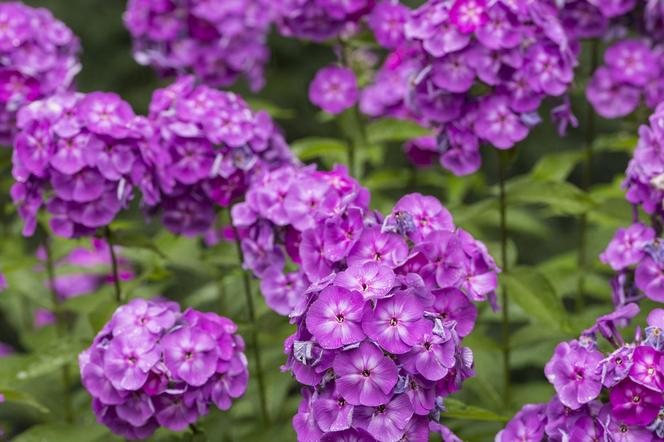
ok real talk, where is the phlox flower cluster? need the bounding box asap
[79,298,248,440]
[33,239,134,328]
[556,1,664,118]
[625,101,664,220]
[586,40,664,119]
[145,76,293,236]
[123,0,273,91]
[600,223,664,309]
[11,92,155,238]
[275,0,375,43]
[0,2,80,144]
[498,304,664,442]
[361,0,578,176]
[233,169,500,440]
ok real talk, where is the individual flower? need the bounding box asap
[79,299,248,439]
[145,76,293,236]
[309,66,359,115]
[305,286,366,349]
[11,92,152,238]
[495,403,547,442]
[601,223,656,271]
[0,2,80,144]
[123,0,273,91]
[610,379,664,426]
[544,341,603,410]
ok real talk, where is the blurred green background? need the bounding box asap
[0,1,651,441]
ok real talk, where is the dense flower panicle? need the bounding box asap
[11,92,155,238]
[79,299,248,440]
[233,175,499,440]
[123,0,273,91]
[145,76,293,236]
[275,0,375,42]
[500,305,664,441]
[361,0,578,176]
[0,2,80,144]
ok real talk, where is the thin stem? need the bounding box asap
[231,225,269,426]
[104,226,123,305]
[577,39,600,312]
[498,150,511,408]
[43,237,74,423]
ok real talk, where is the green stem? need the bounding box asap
[231,225,269,426]
[498,151,511,408]
[43,237,74,423]
[577,39,600,312]
[104,226,123,305]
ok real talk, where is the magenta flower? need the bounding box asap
[347,227,409,269]
[431,288,477,337]
[605,40,658,87]
[103,331,160,391]
[586,67,641,119]
[333,342,399,406]
[475,96,529,149]
[610,379,664,426]
[496,403,546,442]
[629,346,664,393]
[309,66,359,115]
[636,256,664,302]
[353,394,414,441]
[312,386,354,433]
[601,223,655,271]
[392,193,454,242]
[361,292,429,354]
[306,286,366,349]
[334,262,395,301]
[401,326,456,381]
[544,341,603,410]
[449,0,488,33]
[162,327,219,387]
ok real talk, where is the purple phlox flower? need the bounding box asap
[335,262,395,301]
[347,226,409,269]
[306,286,366,350]
[594,304,640,347]
[544,341,603,410]
[431,287,477,337]
[636,255,664,303]
[162,326,219,387]
[112,298,177,336]
[551,95,579,137]
[605,40,658,87]
[646,309,664,350]
[586,66,640,119]
[568,415,604,442]
[496,403,547,442]
[401,322,456,381]
[361,291,429,354]
[309,66,359,115]
[600,223,656,271]
[610,378,664,426]
[323,207,365,262]
[312,384,354,433]
[354,394,414,442]
[368,2,408,49]
[260,268,308,316]
[393,193,454,242]
[103,330,160,391]
[450,0,488,33]
[629,345,664,393]
[475,95,529,149]
[599,345,635,388]
[416,230,465,289]
[333,342,399,406]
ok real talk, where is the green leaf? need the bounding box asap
[15,338,86,381]
[0,389,49,413]
[12,423,109,442]
[506,176,596,215]
[88,299,118,334]
[443,398,509,422]
[593,132,638,153]
[245,98,294,119]
[290,137,348,162]
[365,118,431,144]
[363,169,411,191]
[530,151,582,182]
[111,230,167,259]
[502,266,569,331]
